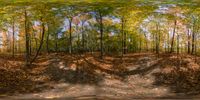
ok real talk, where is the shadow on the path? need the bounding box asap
[2,53,200,98]
[0,68,52,97]
[45,57,104,85]
[152,54,200,95]
[82,53,200,95]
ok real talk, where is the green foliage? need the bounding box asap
[0,0,199,55]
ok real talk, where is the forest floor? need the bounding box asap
[1,52,200,99]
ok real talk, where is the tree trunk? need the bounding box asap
[12,19,15,58]
[55,32,58,53]
[139,37,142,52]
[170,20,177,53]
[177,34,180,54]
[81,21,85,52]
[69,18,73,54]
[156,32,159,54]
[99,12,103,59]
[46,24,50,54]
[187,28,191,54]
[75,24,80,52]
[156,23,160,54]
[24,10,30,66]
[124,31,127,54]
[143,33,148,51]
[167,31,170,52]
[30,18,45,64]
[191,20,196,55]
[29,33,32,56]
[152,33,155,52]
[121,16,124,56]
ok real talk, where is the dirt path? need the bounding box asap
[1,53,200,99]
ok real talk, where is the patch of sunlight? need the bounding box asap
[153,87,169,96]
[39,61,50,65]
[70,63,77,71]
[170,55,178,59]
[44,95,61,99]
[135,86,170,97]
[55,83,70,88]
[33,93,40,96]
[59,65,65,69]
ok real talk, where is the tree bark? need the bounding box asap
[24,10,30,66]
[12,18,15,58]
[167,31,170,52]
[187,28,191,54]
[99,12,103,59]
[191,20,196,55]
[121,16,124,56]
[156,23,159,54]
[139,37,142,52]
[170,20,177,53]
[69,18,73,54]
[177,34,180,54]
[29,32,32,56]
[55,32,58,53]
[46,23,50,54]
[81,21,86,52]
[124,30,127,54]
[30,18,45,64]
[143,33,148,51]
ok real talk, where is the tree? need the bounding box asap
[24,9,30,66]
[92,4,114,59]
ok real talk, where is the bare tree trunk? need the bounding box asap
[69,18,73,54]
[152,33,155,52]
[55,32,58,53]
[30,18,45,64]
[12,19,15,58]
[191,20,196,55]
[170,20,177,53]
[177,34,180,54]
[121,16,124,57]
[156,23,159,54]
[81,21,86,52]
[46,24,50,54]
[167,32,170,52]
[187,28,191,54]
[139,37,142,52]
[29,33,32,56]
[99,12,103,59]
[124,31,127,54]
[194,26,199,56]
[165,41,167,53]
[75,23,80,52]
[143,33,148,51]
[25,10,30,66]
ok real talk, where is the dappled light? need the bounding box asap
[0,0,200,99]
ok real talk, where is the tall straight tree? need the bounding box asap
[79,13,91,52]
[96,10,104,59]
[12,17,15,57]
[191,18,196,55]
[170,20,177,53]
[93,4,114,59]
[61,5,80,54]
[24,9,30,66]
[187,28,191,54]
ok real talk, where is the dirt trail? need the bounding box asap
[1,53,200,99]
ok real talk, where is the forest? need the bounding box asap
[1,0,200,99]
